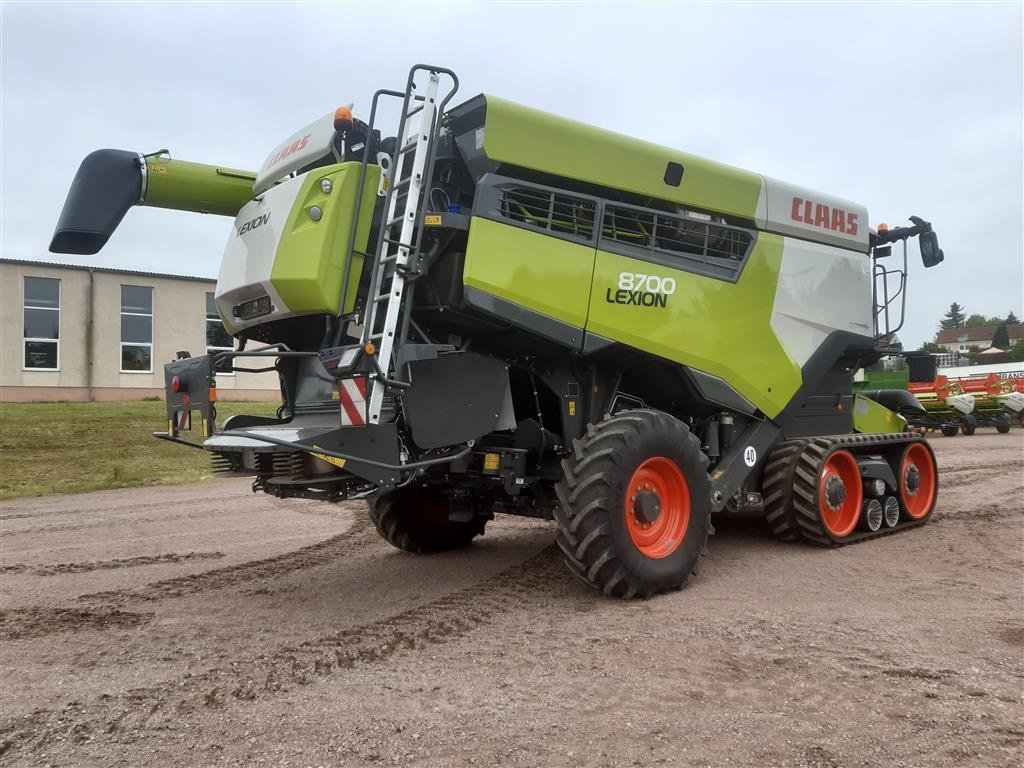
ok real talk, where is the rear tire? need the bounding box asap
[960,416,976,436]
[995,415,1011,434]
[941,424,959,437]
[368,486,485,554]
[554,410,710,598]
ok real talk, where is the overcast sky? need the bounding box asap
[2,1,1021,348]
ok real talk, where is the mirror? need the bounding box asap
[920,231,943,267]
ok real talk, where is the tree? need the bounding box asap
[919,341,945,353]
[965,314,990,328]
[991,324,1010,350]
[1010,339,1024,362]
[1006,311,1020,325]
[940,302,966,330]
[966,344,984,365]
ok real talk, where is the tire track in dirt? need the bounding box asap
[0,607,153,641]
[1,551,225,576]
[1,514,372,642]
[75,513,376,607]
[0,546,563,756]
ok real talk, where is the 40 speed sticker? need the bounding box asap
[605,271,676,309]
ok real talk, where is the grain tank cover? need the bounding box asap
[448,94,870,253]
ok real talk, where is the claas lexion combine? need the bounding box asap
[50,65,948,596]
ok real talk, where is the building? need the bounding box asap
[1,259,279,402]
[935,324,1024,355]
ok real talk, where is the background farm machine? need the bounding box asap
[857,356,1022,436]
[50,65,948,596]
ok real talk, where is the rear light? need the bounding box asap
[171,375,182,393]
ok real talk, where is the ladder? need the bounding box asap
[358,66,456,425]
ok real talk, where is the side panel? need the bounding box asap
[585,232,802,418]
[769,237,873,367]
[853,393,906,433]
[463,217,597,331]
[271,163,379,317]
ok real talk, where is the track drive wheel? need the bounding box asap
[554,409,710,598]
[764,440,864,546]
[897,441,938,521]
[368,486,485,554]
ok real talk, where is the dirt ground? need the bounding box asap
[1,433,1021,767]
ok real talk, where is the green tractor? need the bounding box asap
[50,65,946,597]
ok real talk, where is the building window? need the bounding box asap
[205,293,234,374]
[23,277,60,370]
[121,285,153,373]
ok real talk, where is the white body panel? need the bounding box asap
[938,361,1024,380]
[757,177,870,253]
[997,392,1024,413]
[253,112,338,195]
[946,393,975,415]
[770,237,873,367]
[215,172,306,331]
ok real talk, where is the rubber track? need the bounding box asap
[763,432,931,548]
[554,410,708,598]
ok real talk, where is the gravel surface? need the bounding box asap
[1,433,1021,767]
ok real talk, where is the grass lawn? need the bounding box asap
[0,400,280,500]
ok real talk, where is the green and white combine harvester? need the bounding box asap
[50,65,948,596]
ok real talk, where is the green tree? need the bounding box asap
[966,345,984,364]
[1010,339,1024,362]
[940,302,967,330]
[1006,311,1020,325]
[965,314,990,328]
[991,324,1010,350]
[919,341,945,353]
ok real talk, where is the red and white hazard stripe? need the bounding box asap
[339,376,367,426]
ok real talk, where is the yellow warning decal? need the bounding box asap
[311,445,346,469]
[202,418,209,437]
[424,214,442,226]
[168,418,174,434]
[484,452,500,470]
[568,400,576,416]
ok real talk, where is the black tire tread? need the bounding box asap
[368,490,483,554]
[554,409,709,598]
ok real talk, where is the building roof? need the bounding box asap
[936,325,1024,344]
[0,258,215,284]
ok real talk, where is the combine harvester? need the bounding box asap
[50,65,948,596]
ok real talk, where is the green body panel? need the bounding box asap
[852,370,910,391]
[585,233,801,418]
[270,162,380,317]
[852,393,906,433]
[463,217,597,328]
[480,96,763,221]
[144,157,255,216]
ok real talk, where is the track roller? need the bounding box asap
[861,498,883,532]
[882,496,900,528]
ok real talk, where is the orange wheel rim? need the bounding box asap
[900,443,936,519]
[624,457,689,559]
[817,450,862,538]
